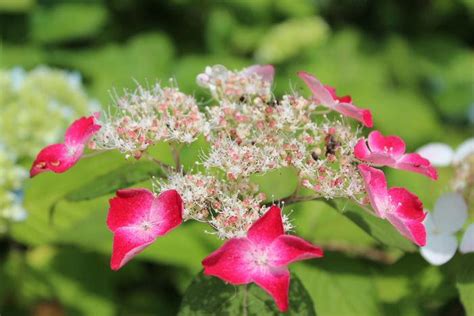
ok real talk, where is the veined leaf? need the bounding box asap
[178,271,316,315]
[293,252,382,316]
[64,161,165,202]
[329,199,417,252]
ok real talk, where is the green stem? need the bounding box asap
[143,152,173,175]
[170,142,183,170]
[242,284,248,316]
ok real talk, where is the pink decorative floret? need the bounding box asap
[354,130,438,179]
[358,164,427,246]
[30,113,101,177]
[297,71,373,127]
[202,206,323,312]
[107,188,183,270]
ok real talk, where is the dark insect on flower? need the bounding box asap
[267,99,280,107]
[325,134,339,156]
[239,95,247,103]
[311,151,319,161]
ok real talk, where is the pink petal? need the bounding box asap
[202,238,253,284]
[386,188,426,246]
[252,267,290,312]
[354,138,371,160]
[324,85,352,103]
[151,190,183,235]
[297,71,335,106]
[64,114,101,147]
[247,206,284,246]
[243,64,275,83]
[30,143,82,177]
[388,187,426,221]
[385,213,427,246]
[354,138,396,165]
[298,72,373,127]
[367,131,406,159]
[110,226,157,270]
[107,189,183,234]
[270,235,323,266]
[358,165,388,217]
[395,153,438,180]
[334,102,373,127]
[107,189,154,232]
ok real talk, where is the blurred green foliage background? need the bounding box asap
[0,0,473,315]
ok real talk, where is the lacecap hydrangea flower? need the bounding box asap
[31,64,437,311]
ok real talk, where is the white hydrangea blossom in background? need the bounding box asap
[460,224,474,253]
[418,138,474,194]
[418,138,474,265]
[0,66,99,158]
[417,138,474,167]
[0,149,28,231]
[420,193,470,265]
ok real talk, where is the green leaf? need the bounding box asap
[64,161,165,202]
[0,45,45,68]
[373,253,456,314]
[290,201,376,248]
[255,17,329,64]
[251,167,299,202]
[331,200,417,252]
[31,3,108,43]
[59,32,175,103]
[457,253,474,316]
[0,0,35,12]
[293,253,382,316]
[178,271,316,315]
[3,246,116,316]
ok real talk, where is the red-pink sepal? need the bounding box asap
[358,164,427,246]
[30,113,101,177]
[107,188,183,270]
[243,64,275,83]
[354,131,438,180]
[394,153,438,180]
[297,71,373,127]
[202,206,323,312]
